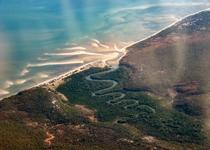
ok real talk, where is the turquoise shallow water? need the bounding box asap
[0,0,210,98]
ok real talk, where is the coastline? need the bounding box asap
[40,60,109,89]
[0,61,107,101]
[123,8,210,50]
[1,8,210,101]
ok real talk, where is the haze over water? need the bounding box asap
[0,0,210,98]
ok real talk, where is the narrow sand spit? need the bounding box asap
[1,9,209,101]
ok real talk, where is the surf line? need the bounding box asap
[84,9,210,121]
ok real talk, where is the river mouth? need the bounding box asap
[1,1,210,99]
[0,40,127,100]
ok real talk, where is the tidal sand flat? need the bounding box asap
[55,9,210,149]
[1,0,210,99]
[1,1,210,149]
[1,9,209,150]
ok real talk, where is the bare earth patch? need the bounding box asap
[142,136,156,143]
[74,104,97,122]
[44,131,55,146]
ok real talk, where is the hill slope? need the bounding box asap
[121,10,210,92]
[120,10,210,117]
[1,10,210,150]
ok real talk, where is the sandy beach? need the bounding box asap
[42,8,210,90]
[1,8,209,101]
[39,48,127,90]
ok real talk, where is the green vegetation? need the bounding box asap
[3,88,89,124]
[58,67,126,121]
[0,121,44,150]
[57,66,205,144]
[1,11,210,149]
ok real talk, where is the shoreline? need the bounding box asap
[123,8,210,50]
[40,60,109,89]
[1,8,210,101]
[0,60,107,101]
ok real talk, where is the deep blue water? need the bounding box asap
[0,0,209,97]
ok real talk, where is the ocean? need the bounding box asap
[0,0,209,98]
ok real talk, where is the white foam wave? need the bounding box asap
[92,39,110,49]
[15,79,27,85]
[100,44,110,49]
[4,80,14,89]
[64,47,86,50]
[37,57,48,61]
[27,60,84,67]
[44,51,103,56]
[91,42,99,48]
[20,68,29,76]
[0,89,9,95]
[92,39,100,44]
